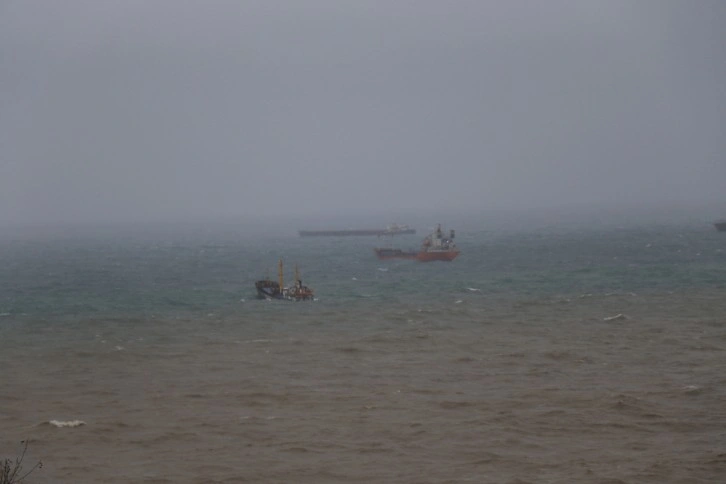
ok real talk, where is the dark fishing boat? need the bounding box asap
[714,220,726,232]
[255,259,314,301]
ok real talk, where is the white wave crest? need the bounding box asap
[603,313,627,321]
[49,419,86,428]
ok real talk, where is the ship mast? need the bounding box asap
[295,264,300,283]
[278,258,284,289]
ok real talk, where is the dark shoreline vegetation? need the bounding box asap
[1,441,42,484]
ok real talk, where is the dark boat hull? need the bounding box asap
[255,280,314,301]
[255,281,282,299]
[715,222,726,232]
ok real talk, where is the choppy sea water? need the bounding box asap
[1,218,725,483]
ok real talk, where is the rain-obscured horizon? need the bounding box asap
[2,1,724,228]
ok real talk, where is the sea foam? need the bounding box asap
[48,420,86,428]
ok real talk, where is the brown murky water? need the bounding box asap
[2,292,725,483]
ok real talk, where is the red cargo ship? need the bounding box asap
[374,224,459,262]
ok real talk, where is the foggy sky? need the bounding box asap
[1,0,725,227]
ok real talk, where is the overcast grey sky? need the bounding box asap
[1,0,724,226]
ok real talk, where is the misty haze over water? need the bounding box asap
[1,1,725,228]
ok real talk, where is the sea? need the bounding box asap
[1,209,725,483]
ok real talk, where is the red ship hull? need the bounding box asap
[416,250,459,262]
[374,248,459,262]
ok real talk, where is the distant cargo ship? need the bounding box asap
[299,223,415,237]
[374,224,459,262]
[715,220,726,232]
